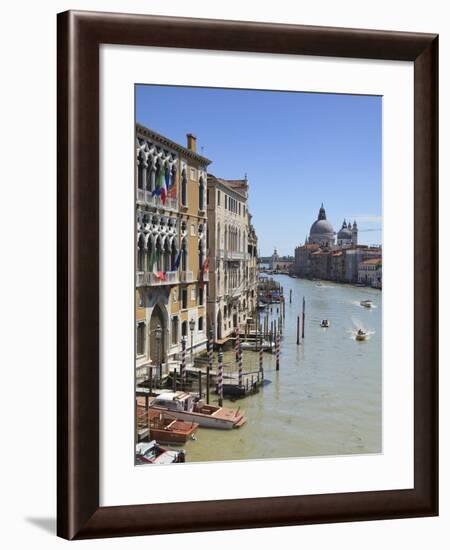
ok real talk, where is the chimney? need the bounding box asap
[186,133,197,153]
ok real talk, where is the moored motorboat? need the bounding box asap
[240,340,275,352]
[149,391,246,429]
[135,440,186,464]
[320,319,330,328]
[360,299,373,308]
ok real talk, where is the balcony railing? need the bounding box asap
[136,271,145,286]
[136,188,178,211]
[147,271,179,285]
[224,251,247,261]
[180,271,193,283]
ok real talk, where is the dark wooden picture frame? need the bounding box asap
[57,10,438,540]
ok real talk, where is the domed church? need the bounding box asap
[308,204,358,248]
[308,203,336,247]
[337,218,358,247]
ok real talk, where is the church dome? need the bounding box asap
[310,219,334,236]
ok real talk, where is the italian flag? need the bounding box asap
[153,166,167,205]
[148,245,165,281]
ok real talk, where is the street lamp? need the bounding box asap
[154,324,162,384]
[189,318,195,365]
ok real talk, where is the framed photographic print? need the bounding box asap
[57,10,438,540]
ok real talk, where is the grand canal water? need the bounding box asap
[186,275,382,463]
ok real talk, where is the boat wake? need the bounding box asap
[351,300,377,309]
[348,318,375,340]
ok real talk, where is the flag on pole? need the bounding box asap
[152,166,167,205]
[149,244,166,281]
[172,249,182,271]
[168,169,177,199]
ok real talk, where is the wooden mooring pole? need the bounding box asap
[206,366,210,404]
[302,296,306,340]
[207,329,213,404]
[198,370,202,399]
[276,330,280,371]
[289,289,292,304]
[297,315,300,345]
[218,348,224,407]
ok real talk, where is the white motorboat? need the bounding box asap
[240,340,275,352]
[320,320,330,328]
[149,391,246,429]
[360,299,373,308]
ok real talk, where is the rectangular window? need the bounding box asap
[225,195,227,209]
[182,289,188,309]
[136,322,145,356]
[238,203,241,215]
[207,189,210,206]
[198,317,204,331]
[217,190,221,206]
[199,287,204,305]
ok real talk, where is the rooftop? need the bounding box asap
[136,123,212,166]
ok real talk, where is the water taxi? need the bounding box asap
[145,410,198,444]
[360,299,373,308]
[320,319,330,328]
[356,329,368,341]
[149,391,246,429]
[135,440,186,464]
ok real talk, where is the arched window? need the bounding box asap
[181,169,187,206]
[170,240,177,271]
[137,234,145,271]
[181,239,187,271]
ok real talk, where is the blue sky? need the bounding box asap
[136,85,382,256]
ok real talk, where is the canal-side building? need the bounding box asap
[358,258,382,288]
[207,174,258,342]
[271,248,295,272]
[293,204,379,284]
[136,124,212,382]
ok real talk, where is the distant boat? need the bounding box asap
[320,320,330,328]
[356,329,368,341]
[136,440,186,464]
[360,299,373,308]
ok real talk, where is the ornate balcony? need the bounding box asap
[147,271,179,285]
[136,271,145,286]
[180,270,193,283]
[136,188,178,211]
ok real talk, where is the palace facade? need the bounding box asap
[135,124,211,381]
[206,175,258,343]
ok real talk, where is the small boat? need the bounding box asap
[240,340,275,352]
[144,410,198,444]
[135,440,186,465]
[356,329,368,341]
[149,391,246,429]
[320,319,330,328]
[360,299,373,308]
